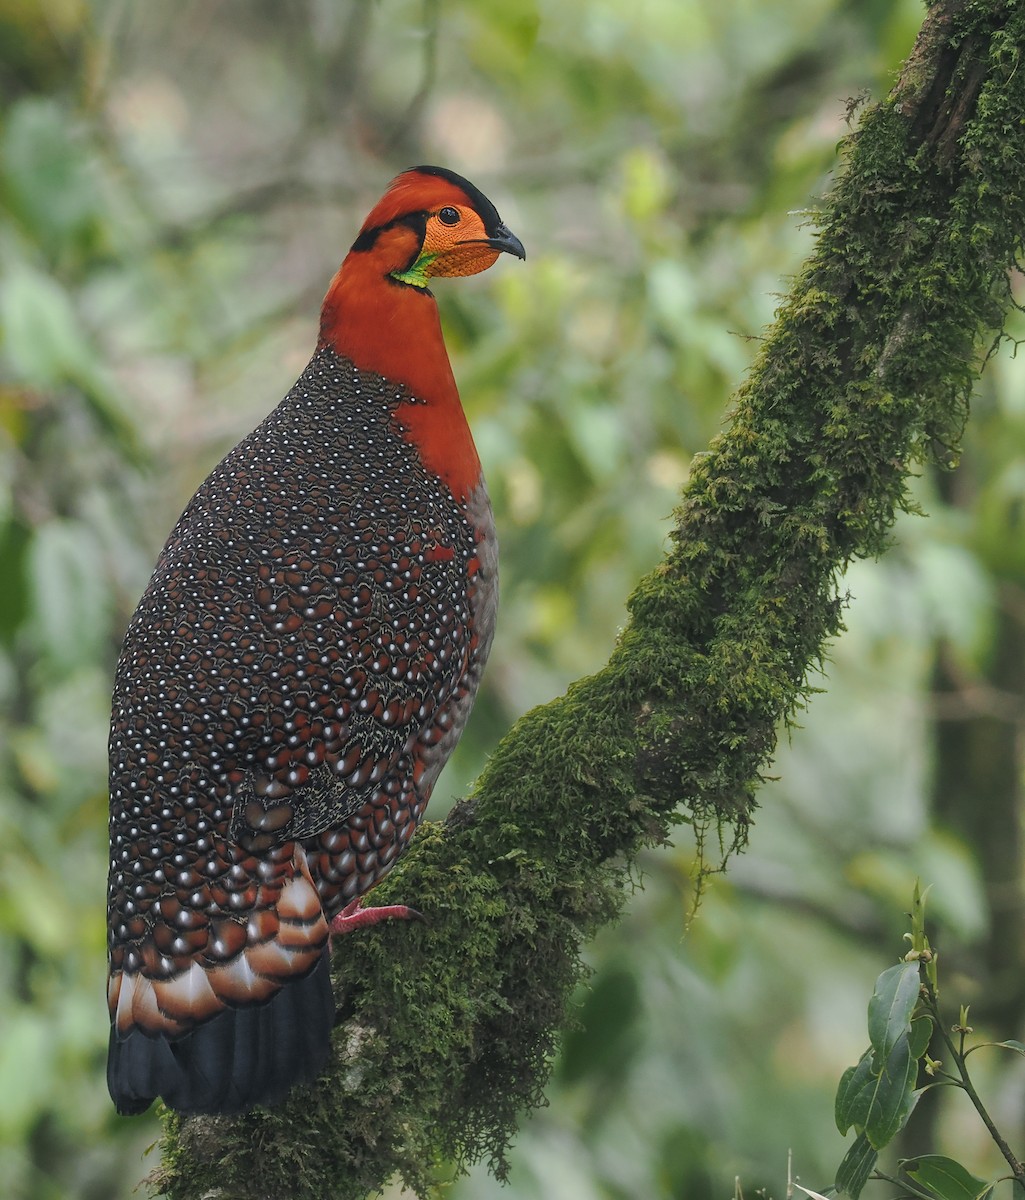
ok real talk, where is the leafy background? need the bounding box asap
[1,1,1024,1197]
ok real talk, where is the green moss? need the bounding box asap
[154,4,1025,1197]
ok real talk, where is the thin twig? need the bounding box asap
[924,992,1025,1187]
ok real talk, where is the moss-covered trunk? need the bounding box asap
[153,2,1025,1196]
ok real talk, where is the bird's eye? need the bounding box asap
[438,207,461,226]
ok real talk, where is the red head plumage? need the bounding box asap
[354,166,504,238]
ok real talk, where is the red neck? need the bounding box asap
[318,251,482,502]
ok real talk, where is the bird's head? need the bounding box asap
[348,165,526,289]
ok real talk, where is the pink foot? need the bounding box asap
[329,896,425,938]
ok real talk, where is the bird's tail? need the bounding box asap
[107,844,334,1115]
[107,948,334,1115]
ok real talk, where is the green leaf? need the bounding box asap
[836,1132,878,1200]
[834,1032,920,1149]
[0,519,30,640]
[864,1032,920,1149]
[909,1015,933,1060]
[836,1049,872,1135]
[559,966,641,1085]
[28,518,111,671]
[868,961,921,1064]
[0,261,138,452]
[990,1039,1025,1056]
[1,97,103,252]
[0,265,97,387]
[0,1008,56,1138]
[904,1155,994,1200]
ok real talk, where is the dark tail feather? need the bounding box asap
[107,951,335,1116]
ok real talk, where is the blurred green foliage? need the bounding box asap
[1,1,1023,1197]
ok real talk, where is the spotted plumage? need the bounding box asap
[106,167,524,1115]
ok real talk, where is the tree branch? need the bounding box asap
[152,2,1025,1196]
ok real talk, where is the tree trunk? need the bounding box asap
[153,3,1025,1196]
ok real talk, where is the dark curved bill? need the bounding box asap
[483,224,527,260]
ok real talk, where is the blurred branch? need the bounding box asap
[930,641,1025,721]
[154,2,1025,1198]
[309,0,376,120]
[932,608,1025,1023]
[385,0,441,151]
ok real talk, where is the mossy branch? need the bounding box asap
[153,3,1025,1196]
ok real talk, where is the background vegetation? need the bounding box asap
[1,1,1023,1197]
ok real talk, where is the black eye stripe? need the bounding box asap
[350,212,427,253]
[438,207,461,226]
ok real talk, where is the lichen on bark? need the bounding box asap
[153,3,1025,1197]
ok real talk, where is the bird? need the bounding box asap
[106,165,525,1116]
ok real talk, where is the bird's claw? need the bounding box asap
[329,897,426,938]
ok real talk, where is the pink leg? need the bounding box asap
[329,896,424,938]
